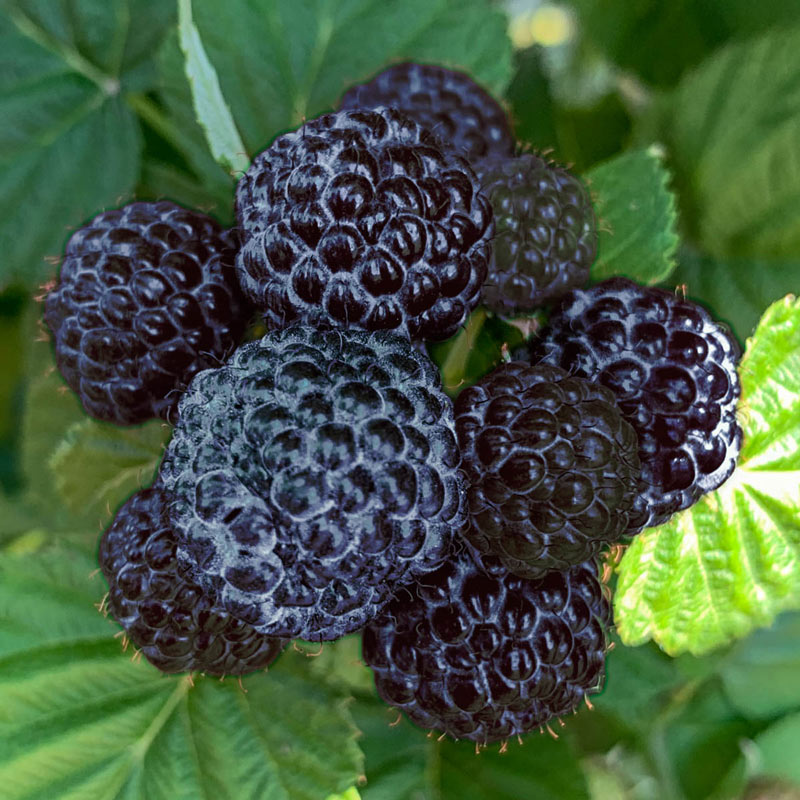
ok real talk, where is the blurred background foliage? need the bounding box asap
[1,1,800,798]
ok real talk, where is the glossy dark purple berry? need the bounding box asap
[235,108,493,341]
[158,326,466,641]
[44,202,251,425]
[340,62,514,165]
[363,543,609,743]
[99,487,285,675]
[478,154,597,314]
[455,362,642,577]
[529,278,742,527]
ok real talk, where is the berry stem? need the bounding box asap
[439,307,488,395]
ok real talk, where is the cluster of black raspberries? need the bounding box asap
[43,63,742,745]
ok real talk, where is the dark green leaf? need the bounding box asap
[566,0,722,89]
[668,248,800,345]
[666,25,800,259]
[19,309,87,512]
[136,159,233,221]
[586,147,678,284]
[0,2,173,288]
[353,695,590,800]
[439,735,590,800]
[592,637,686,723]
[505,46,558,152]
[299,635,374,697]
[0,289,28,490]
[0,547,364,800]
[661,680,763,800]
[751,711,800,786]
[566,0,800,88]
[184,0,512,156]
[352,699,432,800]
[720,612,800,718]
[616,296,800,655]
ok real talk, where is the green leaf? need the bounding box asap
[567,0,718,89]
[15,307,148,546]
[143,31,236,216]
[351,699,431,800]
[661,680,763,800]
[0,547,364,800]
[668,248,800,345]
[182,0,511,155]
[615,295,800,655]
[50,419,168,526]
[177,0,249,175]
[0,289,28,489]
[19,309,87,512]
[751,711,800,786]
[666,25,800,259]
[720,612,800,718]
[568,0,800,90]
[136,159,233,221]
[585,147,678,284]
[326,789,361,800]
[299,635,374,697]
[438,735,589,800]
[592,637,686,723]
[0,2,172,288]
[428,309,525,397]
[353,696,590,800]
[505,46,558,153]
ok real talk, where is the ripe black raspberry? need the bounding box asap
[235,107,493,341]
[158,326,466,641]
[339,62,514,164]
[530,278,742,527]
[478,154,597,314]
[455,362,642,578]
[362,543,609,743]
[44,201,250,425]
[99,487,285,675]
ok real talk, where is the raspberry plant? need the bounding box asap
[1,1,800,799]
